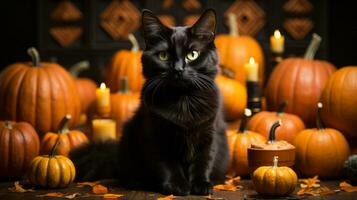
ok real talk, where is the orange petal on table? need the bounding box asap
[213,184,238,191]
[157,194,176,200]
[225,176,241,186]
[37,192,65,197]
[93,184,109,194]
[340,181,357,192]
[102,194,124,199]
[77,181,100,187]
[8,182,35,193]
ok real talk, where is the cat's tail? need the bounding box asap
[69,140,119,181]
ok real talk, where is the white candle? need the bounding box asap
[92,119,116,142]
[245,57,259,82]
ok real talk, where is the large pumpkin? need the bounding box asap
[265,34,336,127]
[320,66,357,139]
[226,109,266,177]
[247,101,305,144]
[0,47,81,136]
[41,115,89,157]
[216,75,247,121]
[294,102,350,178]
[215,13,264,84]
[106,34,144,93]
[0,121,40,179]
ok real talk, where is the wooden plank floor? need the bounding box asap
[1,179,357,200]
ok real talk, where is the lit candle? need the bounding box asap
[245,57,259,82]
[92,119,116,142]
[96,83,111,117]
[270,30,285,53]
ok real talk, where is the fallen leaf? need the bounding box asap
[157,194,175,200]
[77,181,100,187]
[300,176,320,188]
[93,184,108,194]
[340,181,357,192]
[213,184,238,191]
[64,193,81,199]
[102,194,124,199]
[36,192,65,197]
[296,186,338,196]
[225,176,241,186]
[8,182,35,193]
[206,194,225,200]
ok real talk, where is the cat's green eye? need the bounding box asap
[186,50,200,61]
[158,51,169,61]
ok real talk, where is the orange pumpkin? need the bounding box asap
[265,34,336,127]
[110,77,140,139]
[216,75,247,121]
[41,115,89,157]
[215,13,264,84]
[320,66,357,139]
[247,101,305,144]
[226,109,266,177]
[294,103,350,178]
[0,121,40,179]
[106,34,144,93]
[0,47,81,136]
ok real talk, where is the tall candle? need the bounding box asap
[270,30,285,53]
[92,119,116,142]
[245,57,259,82]
[96,83,111,117]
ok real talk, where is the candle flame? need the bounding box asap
[100,83,106,89]
[249,57,255,65]
[274,30,281,38]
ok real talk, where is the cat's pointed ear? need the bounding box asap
[142,9,167,38]
[191,9,216,38]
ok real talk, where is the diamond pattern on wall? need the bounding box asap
[182,0,201,11]
[283,0,313,14]
[100,0,140,40]
[225,0,266,36]
[284,18,314,40]
[159,15,176,27]
[51,0,82,21]
[50,26,82,47]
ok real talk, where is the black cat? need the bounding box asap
[70,9,229,196]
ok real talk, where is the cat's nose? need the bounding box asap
[174,61,184,75]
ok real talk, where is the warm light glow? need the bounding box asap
[249,57,256,65]
[100,82,106,89]
[274,30,281,39]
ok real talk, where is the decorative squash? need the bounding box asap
[110,77,140,139]
[265,34,336,127]
[247,101,305,144]
[0,47,81,136]
[226,109,266,177]
[252,156,298,196]
[320,66,357,139]
[105,34,144,93]
[344,155,357,185]
[0,121,40,179]
[41,115,89,157]
[216,74,247,121]
[294,102,350,178]
[28,138,76,188]
[215,13,264,84]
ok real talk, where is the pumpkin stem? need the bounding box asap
[70,60,90,77]
[238,108,252,133]
[316,102,325,130]
[4,121,12,129]
[277,100,288,116]
[273,156,279,168]
[27,47,41,67]
[268,120,282,144]
[304,33,322,60]
[49,138,60,158]
[227,13,239,36]
[119,77,130,94]
[128,33,139,52]
[58,114,71,134]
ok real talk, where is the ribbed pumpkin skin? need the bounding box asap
[75,78,97,113]
[0,121,40,178]
[294,128,350,178]
[215,35,264,84]
[28,155,75,188]
[247,111,305,144]
[226,130,266,177]
[106,50,144,93]
[320,67,357,139]
[265,58,336,127]
[0,62,81,136]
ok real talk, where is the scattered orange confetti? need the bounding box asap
[77,181,100,187]
[340,181,357,192]
[37,192,65,197]
[8,182,35,193]
[157,194,176,200]
[213,184,238,191]
[102,194,124,199]
[93,184,108,194]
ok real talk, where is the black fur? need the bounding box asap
[70,9,229,196]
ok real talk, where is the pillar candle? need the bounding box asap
[92,119,116,142]
[270,30,285,53]
[96,83,111,117]
[245,57,259,82]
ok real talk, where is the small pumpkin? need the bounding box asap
[226,109,266,177]
[344,155,357,185]
[28,137,76,188]
[320,66,357,139]
[252,156,298,196]
[294,102,350,178]
[0,121,40,179]
[216,74,247,121]
[247,101,305,144]
[41,114,89,157]
[265,34,336,127]
[105,34,144,93]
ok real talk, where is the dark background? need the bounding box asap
[1,0,356,79]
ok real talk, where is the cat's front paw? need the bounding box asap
[190,180,213,195]
[161,181,190,196]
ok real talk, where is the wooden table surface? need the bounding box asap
[1,179,357,200]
